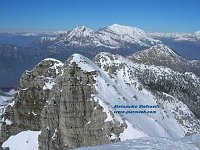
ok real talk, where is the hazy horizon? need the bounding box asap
[0,23,199,33]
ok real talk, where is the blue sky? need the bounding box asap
[0,0,199,32]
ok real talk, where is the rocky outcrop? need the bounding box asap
[0,58,63,145]
[38,55,125,150]
[0,55,126,149]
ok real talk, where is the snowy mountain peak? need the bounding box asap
[42,58,64,68]
[71,53,90,62]
[149,44,173,53]
[68,25,93,38]
[73,25,93,32]
[69,53,97,72]
[33,57,64,78]
[70,53,88,63]
[127,44,198,74]
[146,44,179,55]
[71,26,93,33]
[129,44,186,65]
[107,24,147,37]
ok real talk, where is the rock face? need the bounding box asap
[38,55,125,150]
[1,52,200,150]
[0,55,126,149]
[0,58,63,145]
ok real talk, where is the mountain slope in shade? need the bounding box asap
[0,32,59,47]
[128,44,200,77]
[1,52,200,149]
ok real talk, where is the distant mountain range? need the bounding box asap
[0,24,161,48]
[0,31,63,47]
[49,24,160,48]
[0,24,200,88]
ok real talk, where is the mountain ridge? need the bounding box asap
[1,51,200,149]
[50,23,161,48]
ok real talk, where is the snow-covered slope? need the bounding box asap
[61,52,200,148]
[66,53,200,139]
[2,130,41,150]
[74,135,200,150]
[92,53,200,137]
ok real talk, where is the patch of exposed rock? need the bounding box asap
[0,58,63,146]
[38,55,125,150]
